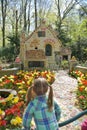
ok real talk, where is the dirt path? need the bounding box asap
[52,70,86,130]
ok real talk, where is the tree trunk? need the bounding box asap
[1,0,7,47]
[16,10,18,38]
[27,6,30,33]
[57,0,62,33]
[2,17,5,47]
[23,0,27,31]
[34,0,37,29]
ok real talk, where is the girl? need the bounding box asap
[23,77,61,130]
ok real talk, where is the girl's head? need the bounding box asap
[33,77,48,96]
[26,77,53,111]
[26,77,53,110]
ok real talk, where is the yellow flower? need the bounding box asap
[85,87,87,92]
[27,78,33,85]
[0,109,2,115]
[16,82,22,85]
[81,85,85,89]
[0,109,4,115]
[12,96,19,104]
[8,75,14,78]
[16,116,22,124]
[10,78,14,82]
[11,118,18,125]
[18,90,26,94]
[74,99,79,105]
[6,94,13,102]
[0,109,5,118]
[22,81,25,84]
[18,85,23,89]
[0,78,2,82]
[11,116,22,125]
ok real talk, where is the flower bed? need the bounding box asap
[70,70,87,110]
[0,70,55,129]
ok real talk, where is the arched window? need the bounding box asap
[45,44,52,56]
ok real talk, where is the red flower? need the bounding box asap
[0,120,7,126]
[5,108,14,115]
[79,96,85,99]
[5,79,11,84]
[5,101,24,116]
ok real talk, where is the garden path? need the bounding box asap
[52,70,87,130]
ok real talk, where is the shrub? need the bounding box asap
[70,70,87,110]
[61,60,69,69]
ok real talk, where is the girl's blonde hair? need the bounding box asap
[26,87,33,106]
[33,77,53,111]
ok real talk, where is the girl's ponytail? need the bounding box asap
[47,85,53,111]
[26,86,33,106]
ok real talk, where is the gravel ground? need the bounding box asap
[52,70,87,130]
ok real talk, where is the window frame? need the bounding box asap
[45,44,52,56]
[38,31,45,37]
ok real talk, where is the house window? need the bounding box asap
[38,31,45,37]
[45,44,52,56]
[28,61,44,67]
[63,55,68,60]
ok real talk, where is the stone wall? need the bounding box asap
[0,68,19,77]
[75,66,87,73]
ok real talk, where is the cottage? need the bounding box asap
[19,21,71,70]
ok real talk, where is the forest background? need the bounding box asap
[0,0,87,63]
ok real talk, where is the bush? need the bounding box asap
[0,33,20,62]
[61,60,69,69]
[70,70,87,110]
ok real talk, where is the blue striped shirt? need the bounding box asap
[23,95,61,130]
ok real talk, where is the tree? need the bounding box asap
[78,0,87,19]
[1,0,8,47]
[37,0,52,25]
[55,0,78,31]
[71,36,87,62]
[78,19,87,38]
[54,0,80,44]
[7,0,32,34]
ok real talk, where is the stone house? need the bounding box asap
[19,21,71,70]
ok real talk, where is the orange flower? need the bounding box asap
[78,86,85,91]
[82,80,87,86]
